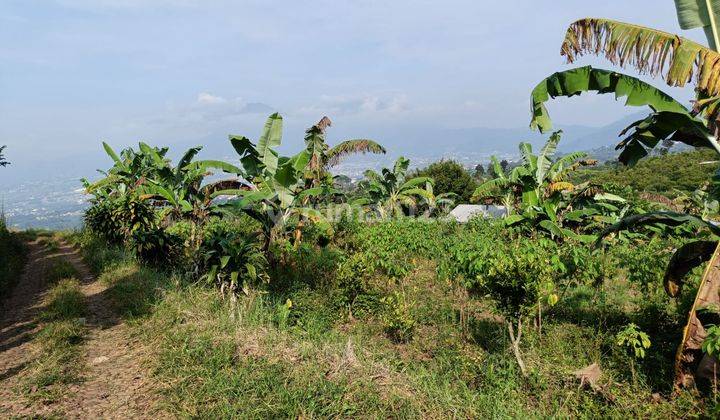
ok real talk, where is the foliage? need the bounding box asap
[357,156,434,218]
[473,132,599,239]
[411,160,476,203]
[131,227,182,266]
[0,145,9,167]
[303,116,385,187]
[531,66,689,133]
[204,113,333,252]
[617,323,652,359]
[200,230,268,295]
[570,149,719,199]
[380,290,417,342]
[84,194,157,246]
[702,324,720,357]
[561,18,720,97]
[0,216,26,300]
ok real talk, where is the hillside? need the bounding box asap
[569,149,719,198]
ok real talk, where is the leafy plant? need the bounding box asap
[356,156,434,219]
[380,290,417,342]
[702,325,720,358]
[303,116,385,188]
[202,113,334,257]
[616,323,651,385]
[443,234,566,376]
[473,132,597,239]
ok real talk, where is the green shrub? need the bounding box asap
[84,194,157,245]
[0,217,26,299]
[380,290,417,342]
[132,227,183,266]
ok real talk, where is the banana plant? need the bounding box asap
[202,113,333,254]
[303,116,385,188]
[533,12,720,390]
[84,141,172,200]
[138,146,245,223]
[473,132,595,238]
[356,157,434,219]
[422,181,457,216]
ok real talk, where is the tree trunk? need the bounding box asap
[674,242,720,391]
[293,219,305,249]
[508,319,528,377]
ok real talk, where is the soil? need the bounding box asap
[0,239,163,418]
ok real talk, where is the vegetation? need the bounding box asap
[0,214,26,300]
[0,145,8,167]
[411,159,477,203]
[24,278,87,403]
[570,149,719,199]
[9,2,720,417]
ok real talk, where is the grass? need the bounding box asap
[65,227,716,417]
[124,260,709,418]
[46,259,80,285]
[23,278,87,403]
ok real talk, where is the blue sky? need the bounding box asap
[0,0,708,178]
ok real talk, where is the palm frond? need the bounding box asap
[562,18,720,96]
[325,139,386,168]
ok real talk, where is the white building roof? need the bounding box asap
[448,204,507,223]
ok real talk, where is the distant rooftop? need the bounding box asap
[448,204,507,223]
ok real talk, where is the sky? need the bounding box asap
[0,0,709,183]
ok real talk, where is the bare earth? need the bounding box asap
[0,239,162,419]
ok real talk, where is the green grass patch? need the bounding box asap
[23,279,87,403]
[98,261,171,318]
[42,278,86,321]
[46,259,79,285]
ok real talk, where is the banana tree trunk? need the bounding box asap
[674,241,720,390]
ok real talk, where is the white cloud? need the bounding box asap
[197,92,227,105]
[296,93,410,117]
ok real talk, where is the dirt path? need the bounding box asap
[0,239,162,418]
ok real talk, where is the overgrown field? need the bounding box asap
[67,216,716,417]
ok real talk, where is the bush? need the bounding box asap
[84,194,157,245]
[0,217,26,300]
[199,217,267,294]
[411,160,478,202]
[380,290,417,342]
[132,228,183,266]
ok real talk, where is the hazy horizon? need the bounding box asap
[0,0,708,186]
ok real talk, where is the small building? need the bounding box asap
[448,204,507,223]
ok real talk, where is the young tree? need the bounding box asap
[0,145,9,167]
[412,160,477,202]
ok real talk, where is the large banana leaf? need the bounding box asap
[561,19,720,96]
[256,113,283,175]
[675,0,720,49]
[531,66,689,133]
[616,111,713,165]
[595,211,720,247]
[664,240,718,297]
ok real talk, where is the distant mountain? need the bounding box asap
[558,113,645,153]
